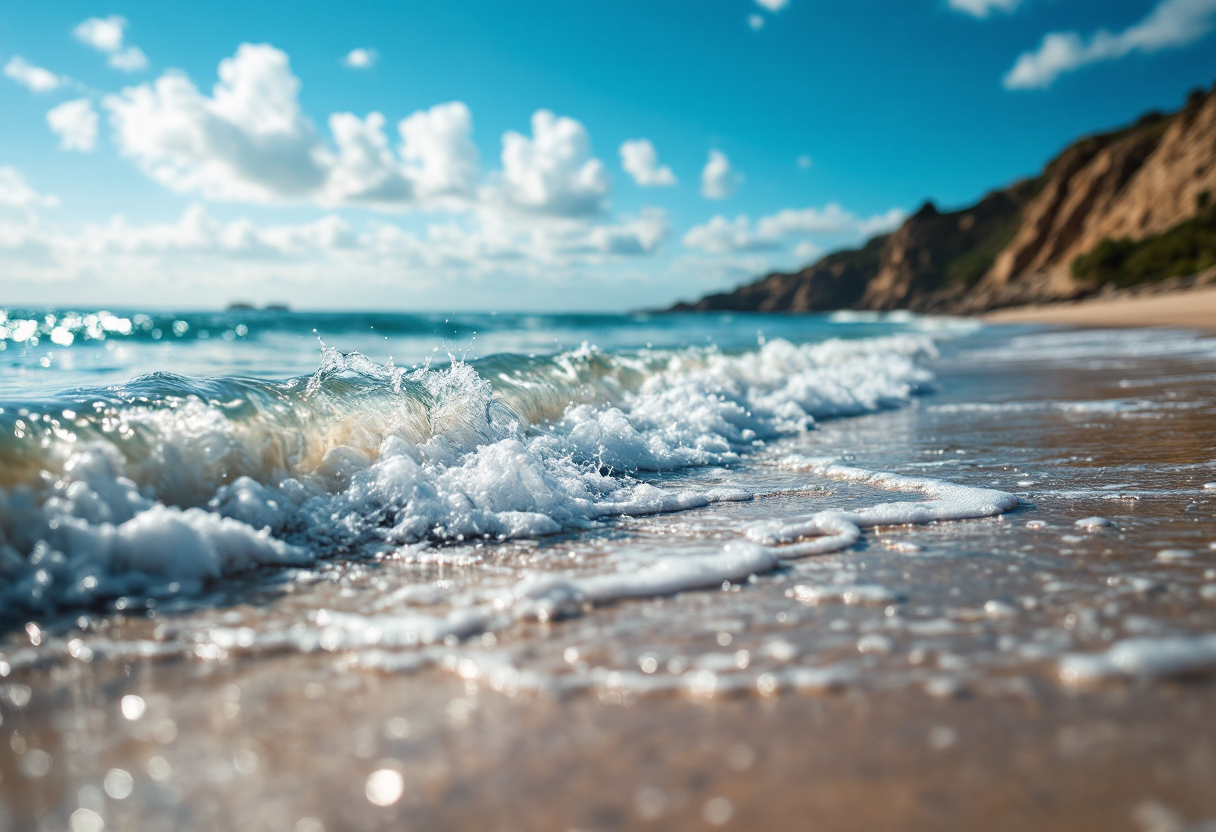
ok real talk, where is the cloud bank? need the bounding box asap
[683,204,905,254]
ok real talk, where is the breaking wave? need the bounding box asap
[0,335,951,615]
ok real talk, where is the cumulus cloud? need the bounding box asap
[1004,0,1216,89]
[104,44,329,202]
[554,210,669,256]
[4,57,62,93]
[325,111,415,204]
[342,48,378,69]
[682,203,905,254]
[47,99,99,152]
[14,40,667,293]
[499,110,610,217]
[682,215,780,254]
[101,44,501,212]
[0,168,58,209]
[700,150,740,200]
[619,139,676,187]
[74,16,126,52]
[949,0,1023,18]
[109,47,150,72]
[399,101,480,199]
[74,15,148,72]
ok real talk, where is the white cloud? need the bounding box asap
[949,0,1023,18]
[399,102,480,199]
[700,150,740,200]
[325,111,415,204]
[619,139,676,187]
[36,41,665,292]
[683,215,780,254]
[109,47,149,72]
[101,44,534,213]
[4,57,62,93]
[755,0,789,11]
[0,198,669,297]
[749,14,766,30]
[793,240,821,260]
[47,99,99,152]
[756,205,905,238]
[556,210,669,256]
[499,110,609,217]
[79,205,359,257]
[682,204,905,254]
[0,168,58,209]
[342,48,378,69]
[74,15,148,72]
[104,44,329,202]
[74,16,127,52]
[1005,0,1216,89]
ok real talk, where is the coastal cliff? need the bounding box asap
[671,81,1216,314]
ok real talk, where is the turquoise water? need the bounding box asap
[0,306,975,618]
[0,307,964,394]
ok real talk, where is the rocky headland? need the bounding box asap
[670,81,1216,315]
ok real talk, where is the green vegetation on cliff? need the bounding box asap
[1071,193,1216,288]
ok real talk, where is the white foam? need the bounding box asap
[747,460,1017,557]
[178,462,1017,662]
[1,336,942,614]
[787,584,904,606]
[506,542,778,620]
[1060,635,1216,684]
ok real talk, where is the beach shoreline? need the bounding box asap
[983,285,1216,332]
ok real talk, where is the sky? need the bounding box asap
[1,0,1214,312]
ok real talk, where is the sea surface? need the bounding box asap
[1,307,1215,830]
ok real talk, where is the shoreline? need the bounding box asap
[982,285,1216,332]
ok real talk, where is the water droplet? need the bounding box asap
[104,768,134,799]
[121,695,146,720]
[365,768,404,806]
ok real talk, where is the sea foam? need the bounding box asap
[0,335,981,616]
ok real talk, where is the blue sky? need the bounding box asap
[1,0,1214,311]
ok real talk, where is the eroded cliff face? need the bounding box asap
[671,82,1216,314]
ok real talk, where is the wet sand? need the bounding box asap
[984,287,1216,332]
[6,656,1216,832]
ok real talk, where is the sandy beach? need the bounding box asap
[984,287,1216,332]
[3,317,1215,831]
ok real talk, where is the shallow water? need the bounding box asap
[1,310,1215,831]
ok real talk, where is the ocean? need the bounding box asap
[2,308,1215,830]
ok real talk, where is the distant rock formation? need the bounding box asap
[670,81,1216,314]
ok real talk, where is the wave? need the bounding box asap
[0,335,940,617]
